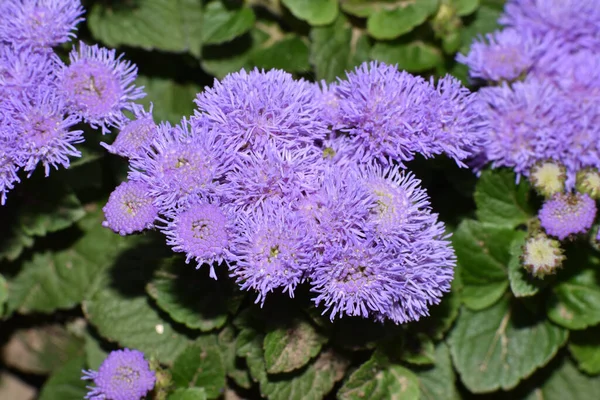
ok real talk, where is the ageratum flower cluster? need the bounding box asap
[0,0,144,204]
[459,0,600,276]
[103,62,487,323]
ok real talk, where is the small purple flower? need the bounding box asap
[0,142,21,205]
[59,42,144,133]
[162,201,234,279]
[101,104,157,158]
[0,0,85,48]
[102,181,158,236]
[0,45,61,97]
[82,348,155,400]
[230,199,313,304]
[194,68,329,153]
[539,193,597,240]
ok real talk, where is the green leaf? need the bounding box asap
[146,258,231,331]
[169,388,208,400]
[417,343,460,400]
[0,224,34,261]
[218,325,253,389]
[202,2,255,46]
[367,0,439,39]
[453,220,515,310]
[459,5,502,54]
[0,274,7,316]
[263,318,327,374]
[88,0,203,57]
[448,297,568,393]
[38,356,88,400]
[338,356,420,400]
[452,0,479,16]
[136,76,200,125]
[522,357,600,400]
[7,211,131,314]
[281,0,339,26]
[371,41,444,72]
[547,266,600,330]
[171,336,226,399]
[508,231,545,297]
[569,326,600,374]
[84,329,109,371]
[310,15,371,82]
[400,334,435,366]
[250,35,310,72]
[474,169,532,228]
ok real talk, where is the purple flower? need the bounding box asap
[0,45,61,97]
[102,181,158,236]
[8,86,83,176]
[162,200,234,279]
[0,142,21,205]
[538,193,597,240]
[59,42,144,133]
[0,0,84,48]
[129,119,236,212]
[102,104,157,158]
[194,68,329,153]
[82,348,155,400]
[230,199,313,304]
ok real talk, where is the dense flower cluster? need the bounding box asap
[82,348,156,400]
[459,0,600,247]
[104,63,488,323]
[0,0,144,204]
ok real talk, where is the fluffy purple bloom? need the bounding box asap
[102,181,158,236]
[59,42,144,133]
[102,104,157,158]
[456,28,554,82]
[230,199,313,304]
[162,201,234,279]
[539,193,597,240]
[0,45,61,97]
[539,49,600,102]
[0,141,21,205]
[0,0,84,48]
[129,119,236,212]
[194,68,329,153]
[82,348,155,400]
[8,86,83,176]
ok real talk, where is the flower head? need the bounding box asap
[102,181,158,236]
[162,201,234,279]
[59,42,144,133]
[82,348,155,400]
[577,169,600,199]
[0,0,85,48]
[529,161,566,197]
[539,193,597,240]
[0,141,22,205]
[0,45,61,97]
[521,232,565,278]
[102,104,157,158]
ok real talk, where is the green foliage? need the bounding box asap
[508,231,545,298]
[38,356,88,400]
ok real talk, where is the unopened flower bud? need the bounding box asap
[576,168,600,199]
[521,232,565,278]
[529,161,566,198]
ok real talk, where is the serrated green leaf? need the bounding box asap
[171,336,226,399]
[452,0,479,16]
[417,343,459,400]
[310,15,371,82]
[508,231,545,297]
[218,325,252,389]
[474,169,532,228]
[569,326,600,375]
[136,76,199,125]
[338,356,420,400]
[146,258,231,331]
[250,35,310,72]
[281,0,339,26]
[202,2,255,46]
[522,356,600,400]
[371,41,444,72]
[263,318,327,374]
[401,334,435,366]
[367,0,439,39]
[448,297,568,393]
[453,220,515,310]
[547,267,600,330]
[88,0,203,57]
[169,388,208,400]
[38,356,88,400]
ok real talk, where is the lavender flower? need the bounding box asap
[162,201,234,279]
[0,0,84,48]
[0,45,61,97]
[102,181,158,236]
[0,142,21,205]
[59,42,144,133]
[539,193,597,240]
[194,68,329,153]
[101,104,157,158]
[82,348,155,400]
